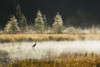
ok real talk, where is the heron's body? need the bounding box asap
[32,41,37,48]
[32,44,36,47]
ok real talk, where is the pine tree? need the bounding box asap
[43,14,47,28]
[16,4,22,23]
[16,4,27,32]
[4,16,20,34]
[34,10,44,32]
[52,12,63,33]
[19,14,28,32]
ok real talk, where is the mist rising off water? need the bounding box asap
[0,40,100,61]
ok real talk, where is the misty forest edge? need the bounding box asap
[0,4,100,34]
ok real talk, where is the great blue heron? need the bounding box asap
[32,41,37,48]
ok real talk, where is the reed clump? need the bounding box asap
[0,33,100,42]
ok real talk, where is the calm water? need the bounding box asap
[0,40,100,61]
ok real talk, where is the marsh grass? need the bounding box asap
[2,52,100,67]
[0,33,100,42]
[0,33,100,67]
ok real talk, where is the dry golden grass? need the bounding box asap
[0,33,100,42]
[3,52,100,67]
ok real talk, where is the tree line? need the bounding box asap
[4,5,64,34]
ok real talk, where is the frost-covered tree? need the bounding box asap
[89,25,99,33]
[16,4,27,32]
[43,14,47,28]
[19,14,28,32]
[4,15,20,34]
[52,12,63,33]
[34,10,44,32]
[16,4,22,23]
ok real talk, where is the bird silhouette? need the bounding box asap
[32,41,37,48]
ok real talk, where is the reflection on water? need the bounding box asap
[0,40,100,61]
[0,50,10,64]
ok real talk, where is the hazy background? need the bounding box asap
[0,0,100,29]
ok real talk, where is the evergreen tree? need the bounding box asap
[16,4,27,32]
[43,14,47,28]
[4,16,20,34]
[52,12,63,33]
[16,4,22,23]
[19,14,28,32]
[34,10,44,32]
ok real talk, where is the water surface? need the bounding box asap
[0,40,100,60]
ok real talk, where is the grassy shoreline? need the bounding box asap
[0,33,100,42]
[2,52,100,67]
